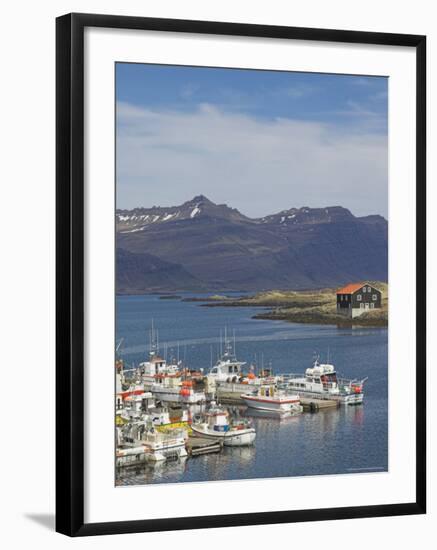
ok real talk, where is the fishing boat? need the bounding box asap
[116,429,187,467]
[151,378,206,404]
[138,324,180,386]
[208,330,247,382]
[281,356,367,405]
[151,407,192,433]
[241,385,303,413]
[115,354,149,410]
[191,404,256,446]
[117,391,156,420]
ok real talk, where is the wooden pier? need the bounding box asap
[186,436,223,456]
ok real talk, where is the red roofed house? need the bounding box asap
[336,282,382,318]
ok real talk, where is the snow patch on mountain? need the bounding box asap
[190,206,201,218]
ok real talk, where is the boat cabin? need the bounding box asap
[121,392,156,417]
[139,355,167,375]
[209,337,246,381]
[305,362,338,389]
[205,407,230,432]
[209,360,244,379]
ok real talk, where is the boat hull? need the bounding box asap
[151,389,205,404]
[241,394,302,413]
[191,424,256,446]
[116,442,187,467]
[286,388,364,405]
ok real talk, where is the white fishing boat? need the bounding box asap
[138,324,180,385]
[151,378,206,404]
[118,391,156,420]
[282,356,367,405]
[191,404,256,446]
[207,331,284,401]
[241,385,303,413]
[116,425,188,466]
[130,323,205,404]
[115,355,149,410]
[208,330,247,382]
[140,429,188,462]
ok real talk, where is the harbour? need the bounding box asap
[115,293,388,486]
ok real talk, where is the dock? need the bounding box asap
[186,436,223,456]
[299,397,339,411]
[216,390,339,411]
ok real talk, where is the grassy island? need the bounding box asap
[195,283,388,327]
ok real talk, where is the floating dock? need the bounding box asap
[216,390,338,411]
[299,397,339,411]
[186,436,223,456]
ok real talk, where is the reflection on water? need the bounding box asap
[116,294,388,485]
[117,457,189,486]
[116,401,385,486]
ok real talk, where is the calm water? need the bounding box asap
[116,293,388,485]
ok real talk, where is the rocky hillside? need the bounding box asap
[116,195,388,293]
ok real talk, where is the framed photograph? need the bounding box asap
[56,13,426,536]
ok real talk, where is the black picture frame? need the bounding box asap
[56,12,426,537]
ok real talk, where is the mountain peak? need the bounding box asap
[182,194,215,209]
[190,194,213,204]
[117,196,388,292]
[259,205,355,226]
[116,195,249,232]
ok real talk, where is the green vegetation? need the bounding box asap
[198,282,388,327]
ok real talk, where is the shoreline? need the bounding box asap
[181,286,388,328]
[117,285,388,328]
[251,310,388,328]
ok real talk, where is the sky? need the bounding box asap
[116,63,388,218]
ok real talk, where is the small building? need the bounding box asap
[336,282,382,318]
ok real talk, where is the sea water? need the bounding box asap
[115,293,388,486]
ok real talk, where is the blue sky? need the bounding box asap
[116,63,388,217]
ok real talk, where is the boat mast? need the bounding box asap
[149,319,156,358]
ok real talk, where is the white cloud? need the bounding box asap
[116,101,388,218]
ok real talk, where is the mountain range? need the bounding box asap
[116,195,388,293]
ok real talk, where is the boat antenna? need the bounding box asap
[210,345,213,368]
[177,341,180,363]
[149,319,157,357]
[233,329,236,357]
[327,347,330,364]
